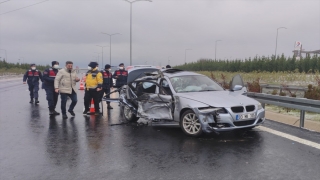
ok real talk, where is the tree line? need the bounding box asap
[0,59,49,71]
[175,54,320,73]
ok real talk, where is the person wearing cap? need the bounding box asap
[23,63,43,104]
[54,61,80,119]
[113,63,128,88]
[83,62,103,115]
[42,61,60,116]
[100,64,113,109]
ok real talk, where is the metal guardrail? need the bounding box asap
[247,92,320,128]
[260,84,308,92]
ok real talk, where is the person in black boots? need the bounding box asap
[54,61,80,119]
[23,63,43,104]
[42,61,60,116]
[83,62,103,115]
[101,64,113,109]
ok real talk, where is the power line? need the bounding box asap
[0,0,11,4]
[0,0,50,15]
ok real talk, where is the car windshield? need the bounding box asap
[170,75,224,93]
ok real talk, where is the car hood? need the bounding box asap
[177,91,259,107]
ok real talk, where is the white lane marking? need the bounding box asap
[257,126,320,150]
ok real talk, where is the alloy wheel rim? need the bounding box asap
[182,113,201,134]
[124,106,132,119]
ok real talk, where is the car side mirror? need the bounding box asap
[233,85,243,91]
[230,74,245,90]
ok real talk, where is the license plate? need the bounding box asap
[236,113,255,120]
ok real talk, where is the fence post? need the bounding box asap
[299,110,305,128]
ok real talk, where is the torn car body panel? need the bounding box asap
[137,93,173,120]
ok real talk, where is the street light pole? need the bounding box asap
[96,45,107,66]
[101,33,121,65]
[275,27,287,58]
[215,40,221,61]
[168,56,171,65]
[185,49,192,64]
[0,49,7,61]
[20,57,24,64]
[124,0,152,66]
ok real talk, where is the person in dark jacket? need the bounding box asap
[23,63,43,104]
[100,64,113,109]
[113,63,128,88]
[42,61,60,116]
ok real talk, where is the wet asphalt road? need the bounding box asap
[1,77,320,180]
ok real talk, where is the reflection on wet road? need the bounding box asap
[0,79,320,180]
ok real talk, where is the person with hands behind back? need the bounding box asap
[113,63,128,88]
[54,61,80,119]
[101,64,113,109]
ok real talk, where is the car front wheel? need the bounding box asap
[180,110,203,137]
[122,105,139,122]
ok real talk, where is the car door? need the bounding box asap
[134,80,174,120]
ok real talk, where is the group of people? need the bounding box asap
[23,61,128,119]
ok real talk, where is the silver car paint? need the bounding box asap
[105,68,265,134]
[160,74,265,133]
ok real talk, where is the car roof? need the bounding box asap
[161,69,203,78]
[127,67,159,83]
[128,68,204,82]
[127,65,159,72]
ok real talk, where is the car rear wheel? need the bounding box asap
[180,110,203,137]
[122,105,139,122]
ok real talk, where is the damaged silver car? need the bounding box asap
[104,68,265,137]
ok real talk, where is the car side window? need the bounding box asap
[136,81,156,96]
[142,82,156,93]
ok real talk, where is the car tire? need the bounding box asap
[122,105,139,122]
[180,110,203,137]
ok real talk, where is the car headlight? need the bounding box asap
[198,107,228,114]
[257,103,263,110]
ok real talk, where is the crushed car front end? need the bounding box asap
[193,104,265,133]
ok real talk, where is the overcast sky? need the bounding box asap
[0,0,319,68]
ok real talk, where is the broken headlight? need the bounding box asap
[198,107,228,114]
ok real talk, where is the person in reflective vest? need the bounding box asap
[43,61,60,116]
[113,63,128,88]
[83,62,103,115]
[100,64,113,109]
[23,63,43,104]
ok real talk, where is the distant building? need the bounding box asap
[292,41,320,59]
